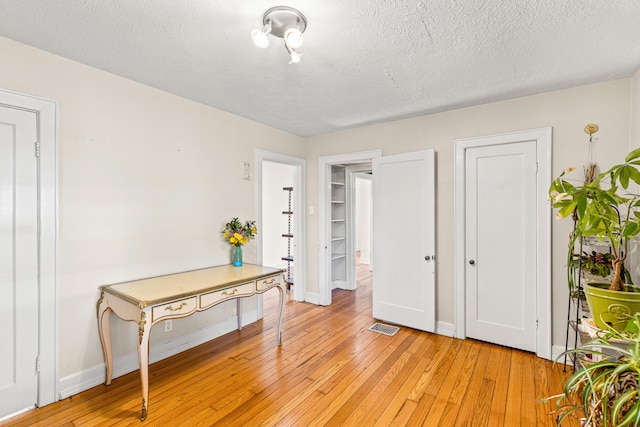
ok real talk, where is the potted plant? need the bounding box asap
[550,148,640,331]
[548,313,640,426]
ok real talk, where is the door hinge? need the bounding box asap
[535,162,539,173]
[35,141,41,157]
[536,319,539,328]
[35,356,41,373]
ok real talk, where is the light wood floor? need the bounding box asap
[2,265,577,426]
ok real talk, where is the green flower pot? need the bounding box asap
[584,282,640,331]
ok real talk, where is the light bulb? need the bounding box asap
[284,28,304,49]
[251,23,272,48]
[289,49,302,64]
[285,43,302,64]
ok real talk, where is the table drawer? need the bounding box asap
[152,297,197,322]
[200,282,255,309]
[257,275,282,291]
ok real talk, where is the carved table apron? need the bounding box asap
[96,264,286,421]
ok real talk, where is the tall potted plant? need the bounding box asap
[550,148,640,331]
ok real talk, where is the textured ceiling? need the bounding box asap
[1,1,639,137]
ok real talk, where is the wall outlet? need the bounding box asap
[164,319,172,332]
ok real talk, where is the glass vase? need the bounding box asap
[233,245,243,267]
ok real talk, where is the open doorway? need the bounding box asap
[318,150,381,306]
[256,150,306,304]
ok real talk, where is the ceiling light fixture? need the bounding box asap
[251,6,307,64]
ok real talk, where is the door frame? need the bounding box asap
[318,150,381,306]
[256,150,306,303]
[454,127,552,359]
[0,88,58,407]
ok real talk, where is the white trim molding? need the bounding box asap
[0,87,58,407]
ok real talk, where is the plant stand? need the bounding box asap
[564,236,613,370]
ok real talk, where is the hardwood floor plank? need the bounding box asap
[486,344,513,426]
[289,336,402,426]
[504,349,525,426]
[372,354,432,426]
[421,339,474,425]
[450,341,492,426]
[0,264,572,427]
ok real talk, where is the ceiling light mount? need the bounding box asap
[251,6,307,63]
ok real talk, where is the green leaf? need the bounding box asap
[623,222,640,238]
[625,146,640,162]
[620,165,631,188]
[628,166,640,186]
[558,201,578,218]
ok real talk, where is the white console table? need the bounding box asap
[96,264,286,421]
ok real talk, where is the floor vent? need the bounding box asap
[368,323,400,336]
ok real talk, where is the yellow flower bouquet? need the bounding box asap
[222,217,257,246]
[222,218,257,266]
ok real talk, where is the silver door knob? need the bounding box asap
[425,256,431,261]
[469,260,475,265]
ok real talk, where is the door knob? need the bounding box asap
[425,256,431,261]
[469,260,475,265]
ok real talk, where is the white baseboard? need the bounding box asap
[58,310,258,400]
[435,321,455,337]
[332,280,347,290]
[305,292,319,305]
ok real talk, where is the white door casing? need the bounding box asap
[0,89,57,417]
[454,128,552,359]
[372,150,436,332]
[0,106,39,417]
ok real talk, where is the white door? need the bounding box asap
[372,150,435,332]
[465,141,537,351]
[0,105,40,416]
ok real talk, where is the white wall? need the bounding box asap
[0,36,303,392]
[304,78,633,348]
[262,161,295,268]
[631,68,640,149]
